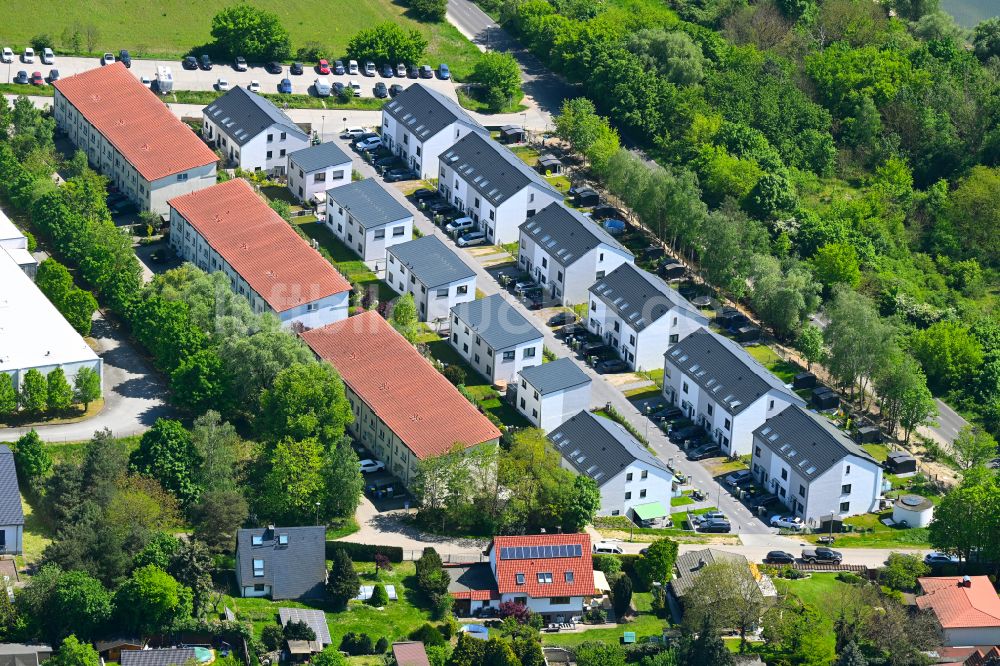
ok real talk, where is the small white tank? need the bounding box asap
[892,494,934,528]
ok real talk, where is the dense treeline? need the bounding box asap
[491,0,1000,437]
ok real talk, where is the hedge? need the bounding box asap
[326,541,403,563]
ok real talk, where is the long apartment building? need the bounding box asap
[168,178,351,329]
[53,63,218,216]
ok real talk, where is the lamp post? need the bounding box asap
[315,501,322,526]
[644,405,652,439]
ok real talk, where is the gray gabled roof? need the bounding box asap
[548,411,670,487]
[754,405,877,481]
[671,548,748,597]
[440,133,560,207]
[0,446,24,526]
[279,608,332,646]
[326,178,412,229]
[236,526,326,600]
[387,235,475,288]
[120,649,198,666]
[519,203,631,267]
[288,142,351,173]
[204,86,307,146]
[665,329,803,416]
[518,357,591,395]
[383,84,486,142]
[590,263,705,332]
[451,294,543,350]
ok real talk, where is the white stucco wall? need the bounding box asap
[287,158,351,204]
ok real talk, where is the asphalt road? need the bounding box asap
[929,398,968,445]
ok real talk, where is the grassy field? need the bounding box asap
[0,0,483,78]
[456,87,528,114]
[541,593,668,648]
[170,89,387,110]
[745,344,800,384]
[800,509,930,549]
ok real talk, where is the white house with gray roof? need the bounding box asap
[752,405,883,524]
[518,203,634,306]
[235,526,327,600]
[287,142,352,204]
[381,84,487,179]
[202,86,310,175]
[450,294,544,383]
[386,235,476,324]
[515,358,592,432]
[0,446,24,556]
[325,179,413,263]
[663,328,805,457]
[549,411,679,520]
[438,133,563,245]
[588,263,708,371]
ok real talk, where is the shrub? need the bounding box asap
[592,553,622,576]
[283,619,316,641]
[409,623,445,647]
[583,607,607,624]
[374,636,389,654]
[369,583,389,606]
[326,541,403,562]
[442,364,467,386]
[339,632,374,656]
[836,571,865,585]
[782,565,807,579]
[879,552,929,591]
[261,624,283,651]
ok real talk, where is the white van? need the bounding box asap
[592,542,624,555]
[156,66,173,94]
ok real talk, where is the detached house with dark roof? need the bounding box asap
[752,405,883,523]
[663,329,805,457]
[386,235,476,324]
[514,358,592,432]
[438,133,563,245]
[550,412,678,521]
[202,86,310,175]
[287,142,352,204]
[0,446,24,556]
[325,179,413,263]
[381,84,487,179]
[588,263,708,372]
[235,526,327,600]
[450,294,544,383]
[518,203,634,306]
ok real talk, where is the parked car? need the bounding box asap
[547,311,576,327]
[445,217,475,234]
[290,62,304,75]
[139,74,150,87]
[364,60,376,76]
[412,188,438,201]
[770,515,805,531]
[420,64,433,79]
[408,65,420,78]
[593,542,624,555]
[347,79,361,96]
[457,231,487,247]
[101,52,115,66]
[688,444,722,461]
[359,459,386,474]
[384,168,414,182]
[396,63,407,77]
[596,359,629,374]
[348,59,359,75]
[699,519,732,533]
[1,48,13,64]
[724,469,753,487]
[30,71,43,86]
[246,80,261,93]
[801,547,843,564]
[696,511,726,523]
[182,56,198,70]
[216,78,231,91]
[748,494,781,511]
[764,551,795,564]
[355,136,382,152]
[381,63,394,78]
[317,59,330,74]
[924,552,960,566]
[278,78,292,94]
[22,48,35,63]
[12,71,28,84]
[668,425,700,443]
[199,54,213,70]
[389,83,404,97]
[42,48,55,65]
[428,201,457,216]
[314,78,332,97]
[265,61,282,74]
[234,56,248,71]
[374,81,388,98]
[332,81,347,97]
[334,60,346,75]
[438,63,450,79]
[48,69,60,82]
[342,126,367,139]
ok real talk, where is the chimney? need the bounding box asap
[961,575,972,588]
[698,558,707,569]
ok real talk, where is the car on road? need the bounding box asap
[381,63,394,78]
[699,519,732,533]
[764,551,795,564]
[22,48,35,63]
[384,168,414,182]
[265,61,282,74]
[101,52,115,66]
[359,459,385,474]
[445,217,475,234]
[348,60,359,75]
[924,552,960,566]
[342,126,367,140]
[278,78,292,94]
[182,56,198,70]
[247,80,261,93]
[234,56,248,71]
[355,136,382,152]
[199,54,213,70]
[216,78,231,91]
[548,311,577,327]
[457,230,487,247]
[438,63,450,79]
[593,542,624,554]
[596,359,629,374]
[48,69,60,82]
[374,81,388,98]
[389,83,404,97]
[770,515,805,531]
[30,71,43,86]
[349,80,362,96]
[801,547,843,564]
[364,61,376,76]
[334,60,346,75]
[1,48,13,64]
[290,62,304,75]
[317,59,330,74]
[396,63,407,77]
[724,469,753,487]
[314,77,331,97]
[13,71,28,84]
[42,48,55,65]
[688,443,722,460]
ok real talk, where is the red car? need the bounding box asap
[30,71,44,86]
[317,59,330,75]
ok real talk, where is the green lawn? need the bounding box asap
[542,594,667,648]
[509,145,541,166]
[624,385,663,400]
[800,509,931,549]
[226,561,432,648]
[456,87,528,114]
[0,0,483,79]
[772,574,847,658]
[19,496,52,568]
[745,344,800,384]
[546,174,572,194]
[670,495,694,507]
[169,89,386,110]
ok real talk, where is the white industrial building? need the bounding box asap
[514,358,592,432]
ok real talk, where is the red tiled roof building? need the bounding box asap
[917,576,1000,647]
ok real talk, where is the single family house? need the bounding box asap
[287,142,352,204]
[234,526,327,600]
[916,576,1000,647]
[386,235,476,324]
[514,358,592,432]
[325,179,413,263]
[450,294,544,384]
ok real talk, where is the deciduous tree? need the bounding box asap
[14,429,51,487]
[389,293,419,343]
[131,419,202,506]
[346,23,427,66]
[258,362,352,444]
[114,565,193,636]
[73,367,101,410]
[19,369,47,414]
[951,426,998,471]
[46,368,73,412]
[471,52,523,112]
[210,4,292,61]
[0,374,16,418]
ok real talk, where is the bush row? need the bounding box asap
[325,541,404,562]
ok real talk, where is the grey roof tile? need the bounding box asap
[671,548,747,596]
[451,294,543,350]
[326,178,412,229]
[279,608,332,645]
[387,235,475,288]
[754,405,877,480]
[120,649,198,666]
[288,142,351,173]
[0,447,24,526]
[519,203,631,267]
[236,526,326,600]
[440,133,560,206]
[665,329,803,415]
[204,86,307,146]
[548,411,669,487]
[518,358,591,395]
[383,84,485,142]
[589,263,705,332]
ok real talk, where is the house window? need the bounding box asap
[564,571,574,583]
[557,271,563,282]
[550,597,571,605]
[278,534,289,545]
[393,226,405,237]
[520,397,526,408]
[314,172,327,183]
[267,133,274,143]
[541,257,548,268]
[452,333,458,342]
[640,489,647,498]
[306,303,319,312]
[251,535,263,546]
[799,484,805,497]
[769,400,775,410]
[489,210,495,221]
[754,446,761,457]
[596,270,605,279]
[266,150,272,159]
[536,572,553,584]
[707,404,714,416]
[280,131,286,140]
[682,382,689,394]
[625,492,632,500]
[523,347,536,359]
[841,484,852,495]
[253,559,265,576]
[532,391,538,399]
[779,487,786,497]
[613,321,620,333]
[629,334,636,345]
[724,418,731,430]
[611,510,620,516]
[254,583,265,592]
[436,288,448,298]
[176,173,188,182]
[463,343,469,352]
[845,465,851,475]
[515,573,525,585]
[503,351,516,361]
[474,354,480,364]
[374,229,386,239]
[591,301,597,311]
[457,285,468,295]
[279,149,285,157]
[641,470,647,479]
[781,469,788,480]
[840,501,850,512]
[626,473,633,482]
[474,197,480,207]
[332,170,345,180]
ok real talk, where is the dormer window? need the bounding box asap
[253,559,265,576]
[515,573,525,585]
[278,534,289,545]
[252,535,263,546]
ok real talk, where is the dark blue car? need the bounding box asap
[278,78,292,94]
